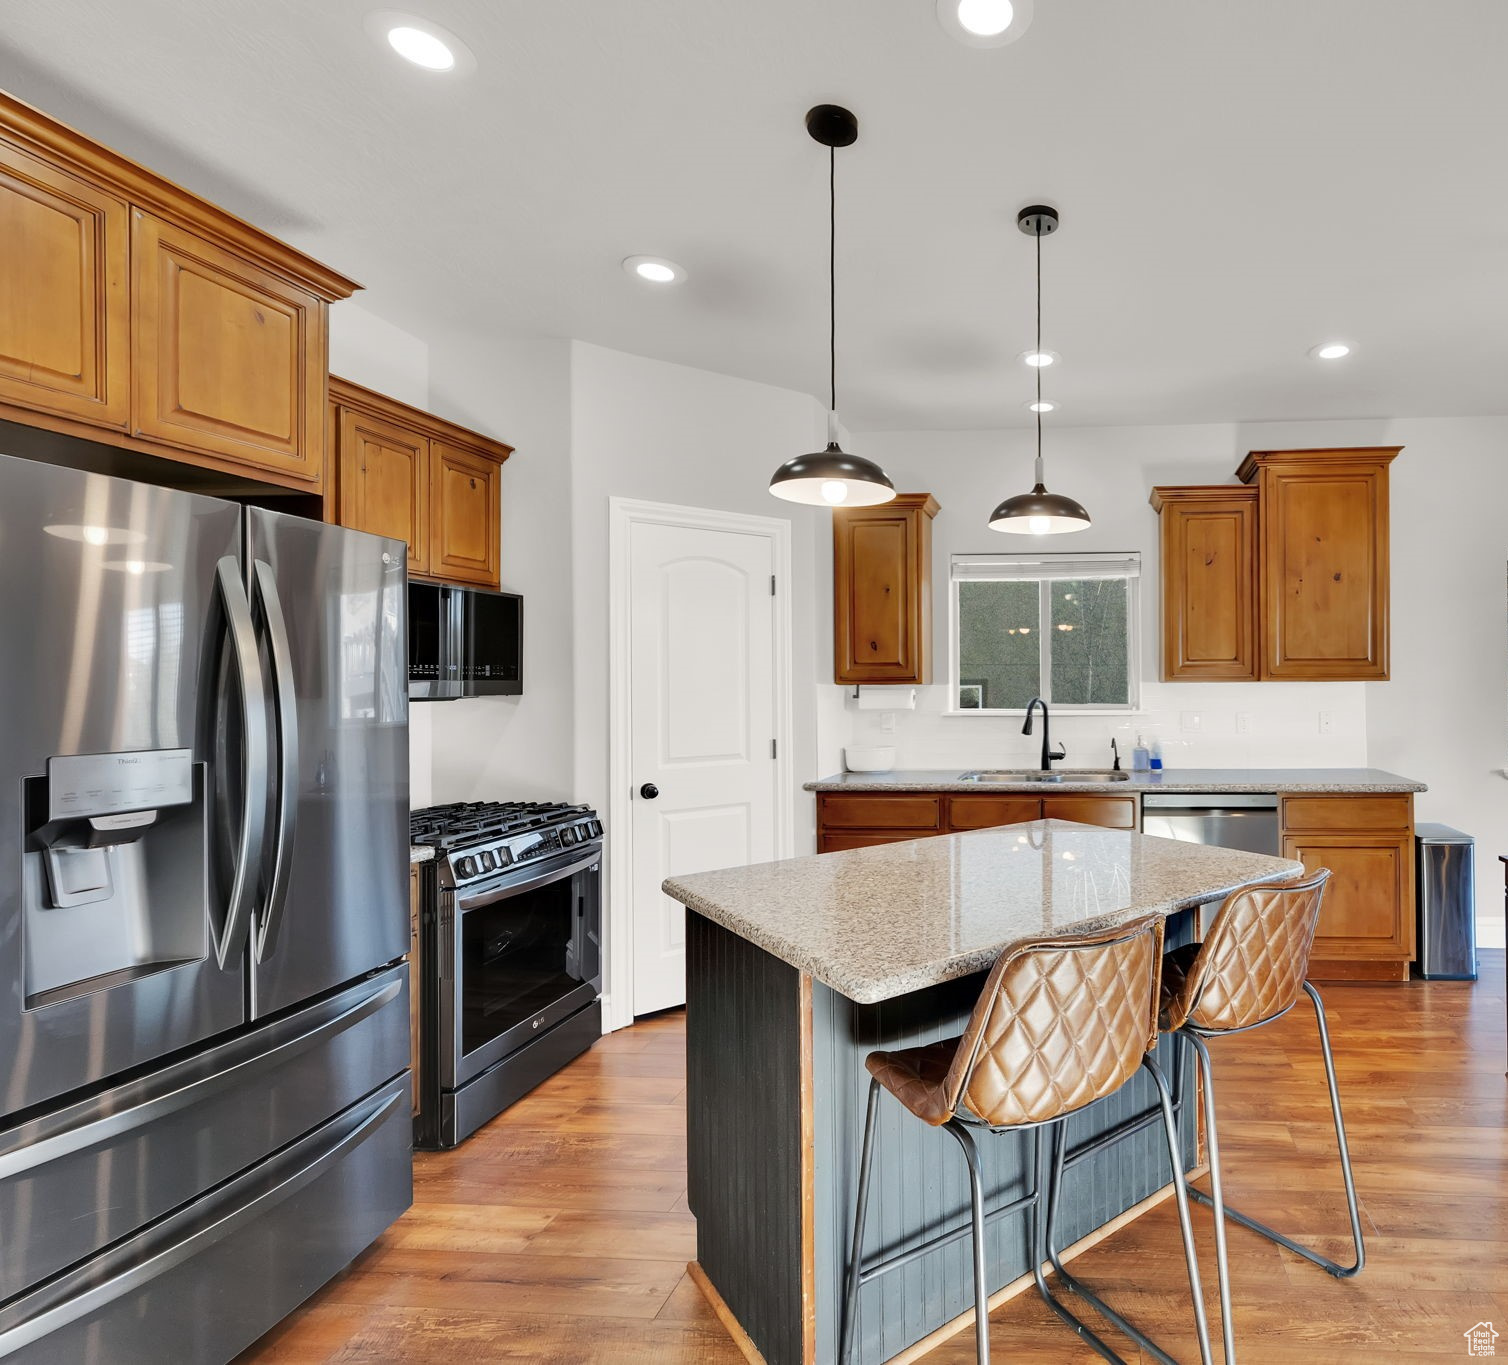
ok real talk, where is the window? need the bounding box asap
[951,552,1140,712]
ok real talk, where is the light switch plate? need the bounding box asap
[1236,712,1252,734]
[1180,711,1203,733]
[1318,711,1334,734]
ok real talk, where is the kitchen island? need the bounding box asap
[664,820,1302,1365]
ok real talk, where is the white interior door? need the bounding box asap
[629,520,777,1016]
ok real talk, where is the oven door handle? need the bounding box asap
[456,849,601,912]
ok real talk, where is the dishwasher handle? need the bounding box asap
[1141,792,1278,812]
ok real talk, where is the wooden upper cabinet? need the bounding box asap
[329,377,512,588]
[337,408,431,575]
[1150,486,1258,681]
[0,91,358,490]
[1151,447,1397,682]
[432,442,500,587]
[0,138,128,428]
[132,212,326,483]
[1239,447,1396,681]
[833,494,940,685]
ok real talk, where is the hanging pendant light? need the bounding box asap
[989,205,1091,535]
[769,106,895,508]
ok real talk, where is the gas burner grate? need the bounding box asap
[410,800,596,851]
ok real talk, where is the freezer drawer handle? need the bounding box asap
[212,556,270,969]
[251,559,301,962]
[0,1078,407,1357]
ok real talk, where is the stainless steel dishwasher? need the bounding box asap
[1141,792,1280,856]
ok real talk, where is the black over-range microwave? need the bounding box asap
[409,583,522,700]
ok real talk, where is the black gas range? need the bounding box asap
[410,801,603,1148]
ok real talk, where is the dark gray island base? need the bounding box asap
[668,821,1304,1364]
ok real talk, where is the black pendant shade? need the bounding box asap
[770,106,895,509]
[990,204,1090,535]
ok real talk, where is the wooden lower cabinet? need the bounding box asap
[1041,795,1138,830]
[817,790,1139,852]
[1280,793,1414,982]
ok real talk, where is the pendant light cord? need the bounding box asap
[829,143,837,419]
[1035,223,1043,475]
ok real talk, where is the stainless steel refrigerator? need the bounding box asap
[0,451,412,1362]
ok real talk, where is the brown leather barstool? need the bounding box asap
[1159,868,1364,1365]
[839,915,1212,1365]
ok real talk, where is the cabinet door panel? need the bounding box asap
[819,830,933,853]
[1282,834,1412,957]
[1263,465,1388,679]
[833,495,936,685]
[0,140,128,426]
[337,409,430,575]
[1157,493,1257,680]
[432,442,500,587]
[1042,796,1139,830]
[946,796,1040,830]
[818,794,939,830]
[133,212,324,482]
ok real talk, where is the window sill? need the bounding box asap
[942,707,1145,718]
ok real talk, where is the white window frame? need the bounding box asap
[947,551,1142,715]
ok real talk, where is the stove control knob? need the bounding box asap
[589,820,603,838]
[495,847,513,868]
[560,827,578,846]
[456,856,478,879]
[479,850,497,872]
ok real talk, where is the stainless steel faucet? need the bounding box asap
[1022,697,1066,773]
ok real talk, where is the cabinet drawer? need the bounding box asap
[819,830,935,853]
[1281,794,1411,833]
[818,795,940,831]
[947,795,1040,830]
[1042,796,1139,830]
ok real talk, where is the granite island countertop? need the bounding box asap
[410,845,435,865]
[807,766,1426,794]
[664,819,1302,1004]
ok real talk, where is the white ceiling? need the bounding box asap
[3,1,1505,430]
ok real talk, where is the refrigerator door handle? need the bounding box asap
[213,556,269,969]
[251,559,300,962]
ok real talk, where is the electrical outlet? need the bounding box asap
[1236,712,1252,734]
[1180,711,1202,733]
[879,712,896,734]
[1318,711,1334,734]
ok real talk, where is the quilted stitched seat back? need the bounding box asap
[1166,870,1330,1033]
[941,915,1165,1130]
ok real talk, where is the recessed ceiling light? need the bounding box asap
[364,12,476,75]
[936,0,1034,48]
[1025,399,1057,413]
[1309,342,1352,360]
[623,255,687,285]
[1020,350,1058,368]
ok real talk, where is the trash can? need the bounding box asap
[1414,824,1477,980]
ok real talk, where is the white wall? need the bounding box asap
[850,416,1508,940]
[426,335,576,804]
[568,342,831,849]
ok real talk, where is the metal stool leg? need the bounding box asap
[1031,1121,1129,1364]
[1182,1031,1235,1365]
[1185,984,1365,1280]
[839,1077,882,1365]
[943,1118,993,1364]
[1040,1057,1214,1365]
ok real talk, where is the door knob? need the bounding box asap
[639,783,659,800]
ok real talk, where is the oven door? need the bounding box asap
[439,849,601,1090]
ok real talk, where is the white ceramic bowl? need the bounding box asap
[843,745,896,773]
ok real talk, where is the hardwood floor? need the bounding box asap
[241,952,1506,1363]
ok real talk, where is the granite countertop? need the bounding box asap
[807,767,1426,794]
[663,819,1303,1004]
[410,845,435,865]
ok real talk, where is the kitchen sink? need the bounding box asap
[957,769,1132,784]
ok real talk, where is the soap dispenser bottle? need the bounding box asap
[1131,734,1151,771]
